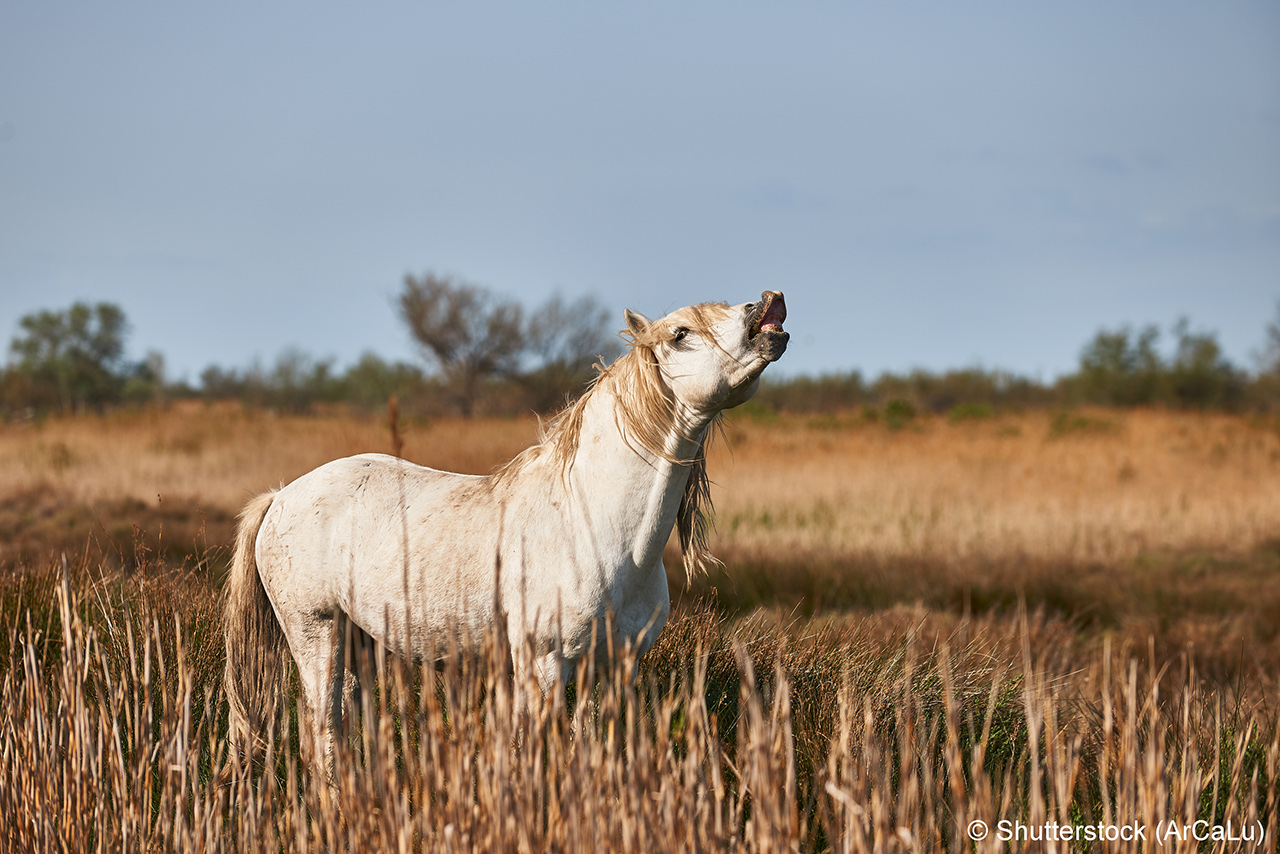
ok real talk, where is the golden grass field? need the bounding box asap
[4,403,1278,675]
[712,408,1280,566]
[4,403,1278,564]
[2,404,1278,851]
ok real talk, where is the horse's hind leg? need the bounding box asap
[280,613,349,782]
[333,613,376,748]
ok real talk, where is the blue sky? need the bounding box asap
[1,2,1277,383]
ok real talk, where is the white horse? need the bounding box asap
[224,291,789,763]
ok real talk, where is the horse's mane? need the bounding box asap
[493,303,731,580]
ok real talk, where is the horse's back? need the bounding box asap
[274,452,481,510]
[255,454,499,628]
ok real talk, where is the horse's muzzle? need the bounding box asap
[748,291,789,361]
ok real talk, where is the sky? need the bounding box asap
[1,2,1278,384]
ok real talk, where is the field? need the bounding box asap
[2,404,1279,851]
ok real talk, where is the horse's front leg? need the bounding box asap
[613,565,671,679]
[533,650,575,697]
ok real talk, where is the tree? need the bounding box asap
[122,350,167,406]
[266,348,339,413]
[1168,318,1244,410]
[1249,302,1280,410]
[1257,302,1280,378]
[520,292,621,411]
[338,352,427,411]
[8,302,129,413]
[1076,324,1162,406]
[199,364,248,401]
[398,273,526,416]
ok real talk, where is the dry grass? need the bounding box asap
[710,408,1280,566]
[3,404,1278,684]
[1,556,1276,852]
[0,401,540,512]
[0,403,538,568]
[1,404,1278,850]
[3,405,1276,568]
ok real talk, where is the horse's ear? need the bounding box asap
[623,309,652,339]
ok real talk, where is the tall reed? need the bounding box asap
[2,557,1275,852]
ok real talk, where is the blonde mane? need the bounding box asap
[495,302,732,579]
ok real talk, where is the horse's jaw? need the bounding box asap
[745,291,790,363]
[722,373,763,410]
[674,367,762,427]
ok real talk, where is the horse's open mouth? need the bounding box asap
[748,291,787,340]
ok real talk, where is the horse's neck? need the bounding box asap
[566,385,707,572]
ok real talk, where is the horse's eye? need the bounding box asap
[673,327,689,343]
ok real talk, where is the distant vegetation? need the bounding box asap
[751,311,1280,416]
[3,286,1278,420]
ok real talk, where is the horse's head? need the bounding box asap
[623,291,789,419]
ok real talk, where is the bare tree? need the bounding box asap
[398,273,525,416]
[521,292,621,412]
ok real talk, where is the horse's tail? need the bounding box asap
[224,490,284,752]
